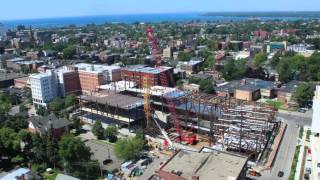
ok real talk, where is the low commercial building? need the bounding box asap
[216,78,277,100]
[156,147,248,180]
[178,58,203,75]
[235,86,260,101]
[276,80,303,105]
[14,76,30,89]
[0,72,27,88]
[6,58,44,71]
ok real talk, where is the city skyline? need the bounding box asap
[1,0,320,21]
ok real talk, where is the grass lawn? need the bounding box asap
[265,100,284,109]
[289,145,301,180]
[42,170,58,180]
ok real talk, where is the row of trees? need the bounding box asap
[92,121,118,142]
[37,94,77,116]
[276,53,320,83]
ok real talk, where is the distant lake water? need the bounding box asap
[0,12,316,28]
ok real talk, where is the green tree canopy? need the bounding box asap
[177,51,195,61]
[63,45,76,59]
[104,125,118,142]
[49,97,65,112]
[58,134,91,166]
[92,120,104,140]
[114,137,144,161]
[253,52,267,67]
[222,59,247,81]
[64,94,77,107]
[292,83,314,107]
[0,128,20,158]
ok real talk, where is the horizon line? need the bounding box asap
[1,10,320,22]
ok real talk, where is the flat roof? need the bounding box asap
[80,92,143,109]
[74,63,120,74]
[0,72,27,81]
[161,148,247,180]
[123,65,172,74]
[16,60,44,65]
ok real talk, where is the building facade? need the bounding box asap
[121,65,174,88]
[30,71,58,108]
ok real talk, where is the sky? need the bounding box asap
[1,0,320,20]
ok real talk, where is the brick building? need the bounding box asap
[121,65,174,88]
[28,114,72,139]
[75,63,121,92]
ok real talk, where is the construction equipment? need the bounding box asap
[145,27,196,145]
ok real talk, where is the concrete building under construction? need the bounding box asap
[77,82,279,161]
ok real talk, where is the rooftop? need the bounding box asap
[161,148,247,180]
[29,114,72,134]
[56,174,80,180]
[80,92,144,109]
[6,57,25,62]
[16,60,44,65]
[216,78,276,93]
[74,63,121,74]
[123,65,172,74]
[0,72,27,81]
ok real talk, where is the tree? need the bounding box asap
[58,134,91,170]
[199,79,215,94]
[63,45,76,59]
[72,117,81,132]
[177,51,194,61]
[292,83,314,107]
[20,64,30,74]
[49,97,65,112]
[114,137,144,161]
[92,120,104,140]
[222,59,247,81]
[64,94,77,107]
[104,125,118,142]
[253,52,267,67]
[276,59,294,83]
[0,128,20,158]
[202,56,215,70]
[36,106,48,116]
[3,116,28,132]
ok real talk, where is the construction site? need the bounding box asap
[75,27,283,171]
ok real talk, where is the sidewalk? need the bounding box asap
[294,128,307,180]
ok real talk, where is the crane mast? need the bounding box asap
[145,27,196,145]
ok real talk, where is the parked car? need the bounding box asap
[278,171,284,177]
[298,108,306,113]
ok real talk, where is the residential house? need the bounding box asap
[28,114,72,139]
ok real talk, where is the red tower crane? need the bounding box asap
[146,27,196,145]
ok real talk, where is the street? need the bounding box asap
[258,111,312,180]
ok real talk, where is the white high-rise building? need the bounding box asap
[30,70,58,108]
[312,86,320,134]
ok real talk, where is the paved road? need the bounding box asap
[258,111,311,180]
[278,111,312,127]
